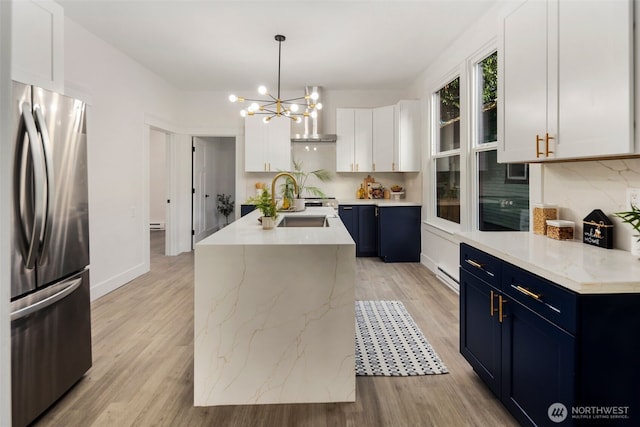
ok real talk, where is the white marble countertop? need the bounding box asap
[457,231,640,294]
[338,199,421,207]
[197,207,354,246]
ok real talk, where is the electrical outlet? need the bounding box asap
[627,188,640,209]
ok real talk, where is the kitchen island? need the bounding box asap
[194,207,355,406]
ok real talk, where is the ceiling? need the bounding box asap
[59,0,498,92]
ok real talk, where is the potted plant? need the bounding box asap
[614,204,640,256]
[247,189,277,230]
[216,193,234,226]
[279,159,332,198]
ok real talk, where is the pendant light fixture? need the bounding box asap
[228,35,322,123]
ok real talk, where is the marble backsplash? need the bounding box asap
[543,158,640,251]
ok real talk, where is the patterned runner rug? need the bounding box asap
[355,300,449,376]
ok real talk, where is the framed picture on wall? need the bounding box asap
[505,163,528,184]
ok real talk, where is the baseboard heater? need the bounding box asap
[150,222,165,230]
[436,266,459,293]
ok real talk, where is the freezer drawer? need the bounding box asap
[11,269,92,427]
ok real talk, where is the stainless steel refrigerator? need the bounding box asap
[10,81,92,427]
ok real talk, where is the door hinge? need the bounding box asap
[191,230,195,236]
[192,146,195,153]
[192,188,195,194]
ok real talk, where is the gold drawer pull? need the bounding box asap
[490,290,497,317]
[514,285,542,300]
[465,259,495,277]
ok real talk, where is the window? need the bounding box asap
[434,76,461,224]
[472,52,529,231]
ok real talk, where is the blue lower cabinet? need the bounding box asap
[338,205,377,257]
[240,204,256,217]
[501,297,575,426]
[338,205,358,242]
[460,243,640,427]
[357,205,378,257]
[460,269,502,396]
[377,206,421,262]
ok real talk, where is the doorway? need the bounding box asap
[192,136,236,247]
[149,128,170,255]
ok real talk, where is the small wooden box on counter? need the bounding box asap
[582,209,613,249]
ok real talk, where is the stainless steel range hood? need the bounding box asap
[291,86,337,143]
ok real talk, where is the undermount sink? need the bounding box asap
[277,215,330,228]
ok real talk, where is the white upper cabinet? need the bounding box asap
[395,100,421,172]
[12,0,64,93]
[499,0,633,162]
[372,105,394,172]
[244,116,291,172]
[336,108,372,172]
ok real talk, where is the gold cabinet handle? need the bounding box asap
[545,133,554,157]
[356,163,359,172]
[536,134,544,158]
[372,163,376,172]
[392,162,396,171]
[490,290,495,317]
[466,259,483,269]
[499,295,507,323]
[513,284,542,300]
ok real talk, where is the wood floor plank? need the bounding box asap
[33,231,517,426]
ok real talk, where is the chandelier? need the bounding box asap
[228,34,322,123]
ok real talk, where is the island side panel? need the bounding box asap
[194,243,355,406]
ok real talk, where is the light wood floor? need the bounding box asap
[35,231,517,426]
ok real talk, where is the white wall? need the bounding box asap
[543,159,640,251]
[0,1,12,423]
[64,18,180,300]
[149,129,167,227]
[413,1,517,283]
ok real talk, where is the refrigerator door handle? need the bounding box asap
[10,277,82,321]
[19,102,47,269]
[33,105,54,253]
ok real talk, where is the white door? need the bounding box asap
[354,109,373,172]
[193,137,209,244]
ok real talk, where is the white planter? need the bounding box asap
[262,216,276,230]
[631,235,640,257]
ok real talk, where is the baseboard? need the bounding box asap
[421,253,459,294]
[89,262,148,302]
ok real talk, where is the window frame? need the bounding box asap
[468,45,499,232]
[428,68,467,233]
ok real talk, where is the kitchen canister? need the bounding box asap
[546,220,575,240]
[533,204,558,235]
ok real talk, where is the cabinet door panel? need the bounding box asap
[244,116,266,171]
[502,299,575,426]
[266,117,291,171]
[378,207,420,262]
[500,0,548,163]
[556,0,633,159]
[336,109,355,172]
[354,109,373,172]
[357,205,377,256]
[338,206,358,242]
[12,0,64,92]
[372,106,394,172]
[396,101,421,172]
[460,270,502,396]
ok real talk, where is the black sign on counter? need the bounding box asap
[583,209,614,249]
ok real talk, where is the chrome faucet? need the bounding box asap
[271,172,299,206]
